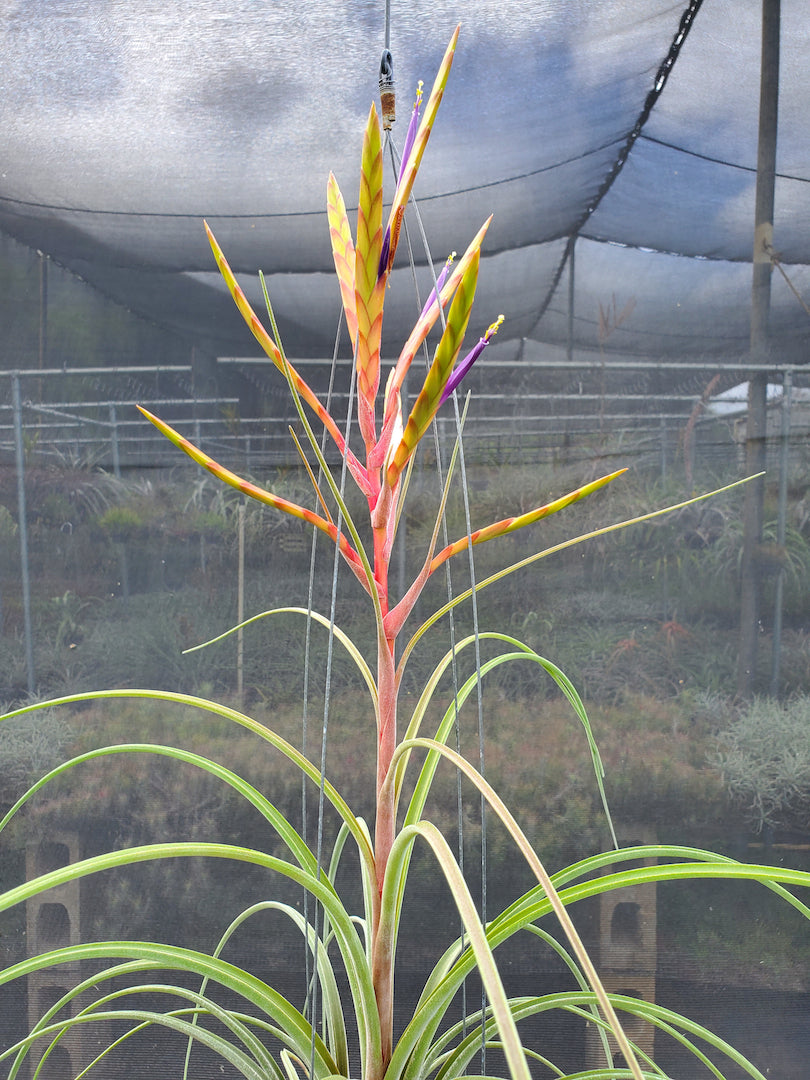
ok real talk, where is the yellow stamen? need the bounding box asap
[486,314,505,340]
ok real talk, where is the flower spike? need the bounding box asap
[398,81,423,185]
[383,26,460,272]
[354,104,386,451]
[420,251,456,321]
[205,221,368,489]
[385,249,480,486]
[327,172,358,348]
[137,407,372,594]
[429,470,628,574]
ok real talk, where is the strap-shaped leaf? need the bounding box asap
[383,26,460,273]
[327,172,357,348]
[137,407,370,592]
[205,222,365,483]
[428,470,627,573]
[385,250,479,486]
[354,104,385,450]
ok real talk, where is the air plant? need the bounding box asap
[0,25,803,1080]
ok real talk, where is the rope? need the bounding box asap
[307,15,494,1067]
[530,0,706,334]
[770,249,810,320]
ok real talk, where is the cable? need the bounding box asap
[307,321,358,1080]
[301,309,344,1035]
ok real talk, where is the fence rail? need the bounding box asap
[2,357,808,475]
[1,358,808,696]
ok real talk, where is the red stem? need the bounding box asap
[371,629,397,1069]
[370,522,397,1072]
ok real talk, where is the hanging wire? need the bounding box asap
[306,326,359,1080]
[301,312,345,1030]
[386,106,490,1066]
[393,161,470,1031]
[303,11,491,1068]
[409,203,490,1075]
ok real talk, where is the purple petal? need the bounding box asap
[420,251,456,320]
[378,226,391,280]
[440,337,487,405]
[398,81,423,185]
[440,315,504,405]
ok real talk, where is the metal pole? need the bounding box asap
[237,502,245,707]
[770,371,791,695]
[109,404,121,478]
[12,375,35,695]
[738,0,780,698]
[38,253,48,372]
[660,413,667,483]
[566,240,575,366]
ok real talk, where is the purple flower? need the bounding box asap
[440,315,504,405]
[398,81,423,185]
[378,82,426,281]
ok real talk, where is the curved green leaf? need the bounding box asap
[0,742,317,877]
[1,846,381,1079]
[187,901,350,1077]
[0,690,375,881]
[386,738,644,1080]
[1,943,334,1078]
[11,1006,273,1080]
[182,605,377,708]
[381,822,531,1080]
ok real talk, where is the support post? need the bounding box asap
[38,251,48,386]
[12,374,35,695]
[566,240,575,366]
[34,253,47,440]
[237,502,245,707]
[737,0,780,697]
[109,404,121,478]
[770,371,791,695]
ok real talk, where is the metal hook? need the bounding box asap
[379,48,395,130]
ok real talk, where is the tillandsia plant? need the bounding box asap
[2,25,810,1080]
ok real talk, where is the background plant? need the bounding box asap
[714,695,810,832]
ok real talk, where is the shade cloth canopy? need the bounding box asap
[2,0,808,400]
